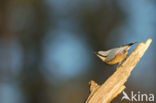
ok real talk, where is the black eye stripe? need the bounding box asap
[96,53,107,57]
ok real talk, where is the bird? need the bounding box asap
[95,42,137,66]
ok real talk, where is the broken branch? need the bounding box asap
[86,38,152,103]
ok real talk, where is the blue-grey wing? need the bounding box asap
[105,48,118,62]
[105,46,130,62]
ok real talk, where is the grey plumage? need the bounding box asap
[97,42,137,62]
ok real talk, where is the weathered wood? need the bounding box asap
[86,38,152,103]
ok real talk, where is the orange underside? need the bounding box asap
[106,52,127,65]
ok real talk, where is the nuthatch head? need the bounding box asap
[96,42,137,65]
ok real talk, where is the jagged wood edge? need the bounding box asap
[86,38,152,103]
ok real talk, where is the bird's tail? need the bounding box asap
[121,41,137,47]
[127,41,137,46]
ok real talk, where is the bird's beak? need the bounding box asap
[95,52,106,61]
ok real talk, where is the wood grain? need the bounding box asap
[86,38,152,103]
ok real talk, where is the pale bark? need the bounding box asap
[86,38,152,103]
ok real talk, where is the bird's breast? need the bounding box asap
[106,52,127,65]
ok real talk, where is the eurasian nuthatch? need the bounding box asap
[96,42,137,65]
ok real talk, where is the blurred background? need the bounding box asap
[0,0,155,103]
